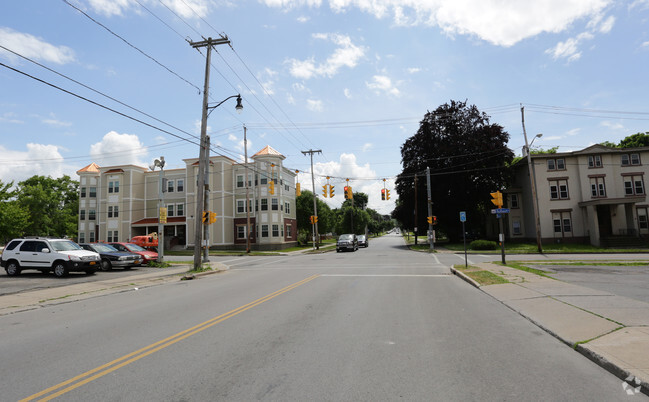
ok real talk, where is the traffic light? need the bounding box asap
[269,180,275,195]
[322,184,328,198]
[427,216,432,224]
[433,216,438,225]
[490,190,503,208]
[386,189,390,200]
[344,186,349,199]
[346,186,353,200]
[202,211,208,223]
[296,183,301,196]
[209,212,217,224]
[329,185,335,198]
[381,189,386,200]
[309,215,318,224]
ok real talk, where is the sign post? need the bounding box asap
[460,211,467,267]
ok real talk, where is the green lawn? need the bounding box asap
[441,242,649,253]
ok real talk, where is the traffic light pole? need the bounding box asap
[302,149,322,250]
[426,167,433,251]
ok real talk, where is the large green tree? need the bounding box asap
[0,180,29,243]
[393,100,514,241]
[619,132,649,148]
[16,175,79,238]
[295,190,334,234]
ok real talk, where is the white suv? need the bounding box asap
[1,238,100,277]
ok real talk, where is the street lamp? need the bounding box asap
[149,156,165,262]
[523,133,543,253]
[193,94,243,270]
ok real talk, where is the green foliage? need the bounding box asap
[619,132,649,148]
[469,239,498,250]
[529,146,559,154]
[599,141,618,148]
[0,180,30,243]
[295,190,334,234]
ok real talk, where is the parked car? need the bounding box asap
[79,243,142,271]
[108,242,158,265]
[357,235,369,248]
[130,234,158,251]
[336,234,358,252]
[0,237,100,277]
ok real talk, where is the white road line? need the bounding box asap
[320,274,451,277]
[431,253,440,264]
[454,253,474,265]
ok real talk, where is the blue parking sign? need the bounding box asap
[459,211,466,222]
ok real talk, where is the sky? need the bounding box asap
[2,0,649,215]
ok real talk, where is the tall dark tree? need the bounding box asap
[0,180,29,243]
[619,132,649,148]
[393,100,514,241]
[295,190,333,234]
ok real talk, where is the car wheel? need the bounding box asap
[53,262,69,278]
[100,259,112,271]
[5,261,21,276]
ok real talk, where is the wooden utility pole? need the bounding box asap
[414,174,418,245]
[302,149,322,250]
[190,36,230,270]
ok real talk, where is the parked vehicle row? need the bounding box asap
[1,237,158,278]
[336,234,369,252]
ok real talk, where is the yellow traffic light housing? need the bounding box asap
[269,180,275,195]
[296,183,301,196]
[346,186,353,200]
[209,212,217,224]
[490,191,503,208]
[329,185,335,198]
[322,184,328,198]
[427,216,432,224]
[386,189,390,200]
[202,211,208,223]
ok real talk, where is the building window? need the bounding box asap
[108,231,113,242]
[260,174,268,185]
[80,210,85,220]
[89,187,97,197]
[108,181,120,193]
[261,225,269,237]
[255,199,259,211]
[510,194,519,209]
[271,198,279,211]
[286,224,292,238]
[237,226,246,239]
[89,209,96,220]
[80,187,86,197]
[622,153,641,166]
[547,158,565,171]
[89,231,95,243]
[108,206,113,218]
[638,207,649,230]
[624,175,645,195]
[284,202,290,214]
[589,177,606,198]
[237,200,245,213]
[512,220,521,235]
[167,204,175,217]
[552,212,572,237]
[177,204,184,216]
[261,199,268,211]
[549,179,569,200]
[237,175,244,188]
[167,180,174,193]
[272,224,279,237]
[588,155,602,168]
[79,232,85,243]
[177,179,184,192]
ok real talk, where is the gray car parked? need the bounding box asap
[336,234,358,252]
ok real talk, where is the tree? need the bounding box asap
[295,190,333,234]
[619,132,649,148]
[16,175,79,238]
[393,100,514,241]
[0,180,29,243]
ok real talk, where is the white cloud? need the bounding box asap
[0,27,76,65]
[407,67,421,74]
[546,10,614,62]
[262,0,611,47]
[88,0,209,18]
[566,128,581,136]
[641,41,649,49]
[87,0,132,16]
[312,153,394,214]
[366,75,400,96]
[601,121,624,130]
[287,33,366,79]
[0,112,23,124]
[344,88,352,99]
[362,143,373,152]
[306,99,324,112]
[0,143,74,183]
[258,68,278,96]
[41,113,72,128]
[89,131,148,167]
[297,16,310,23]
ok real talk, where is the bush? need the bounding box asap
[470,240,498,250]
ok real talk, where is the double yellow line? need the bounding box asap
[21,274,320,401]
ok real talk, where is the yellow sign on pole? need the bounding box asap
[159,207,168,224]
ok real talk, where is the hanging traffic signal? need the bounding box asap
[209,212,217,224]
[329,185,335,198]
[269,180,275,195]
[427,216,432,224]
[202,211,209,223]
[346,186,353,200]
[381,189,386,200]
[296,183,301,196]
[490,191,503,208]
[322,184,328,198]
[386,189,390,200]
[433,216,438,225]
[344,186,349,199]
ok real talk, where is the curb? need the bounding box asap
[450,267,481,288]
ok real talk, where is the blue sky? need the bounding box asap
[1,0,649,214]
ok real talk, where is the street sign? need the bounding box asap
[491,208,510,214]
[459,211,466,222]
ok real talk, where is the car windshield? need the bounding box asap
[93,244,119,252]
[50,240,83,251]
[338,234,353,241]
[357,235,366,241]
[124,243,146,252]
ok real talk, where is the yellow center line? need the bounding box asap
[21,274,320,402]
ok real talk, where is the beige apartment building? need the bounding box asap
[76,145,298,250]
[506,144,649,247]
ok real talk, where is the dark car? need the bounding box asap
[336,234,358,252]
[79,243,142,271]
[108,242,158,265]
[357,235,368,248]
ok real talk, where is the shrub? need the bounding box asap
[470,240,497,250]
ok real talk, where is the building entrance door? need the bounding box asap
[597,205,612,236]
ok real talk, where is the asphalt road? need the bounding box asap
[0,234,643,401]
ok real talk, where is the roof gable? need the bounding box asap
[252,145,284,159]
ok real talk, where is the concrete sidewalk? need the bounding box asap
[0,261,227,316]
[452,262,649,396]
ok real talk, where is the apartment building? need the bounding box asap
[506,144,649,247]
[76,145,298,250]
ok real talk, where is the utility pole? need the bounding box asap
[302,149,322,250]
[202,136,210,263]
[426,166,434,251]
[521,105,543,253]
[414,174,418,245]
[190,36,230,270]
[244,125,251,253]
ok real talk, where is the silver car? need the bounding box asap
[336,234,358,252]
[357,235,368,248]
